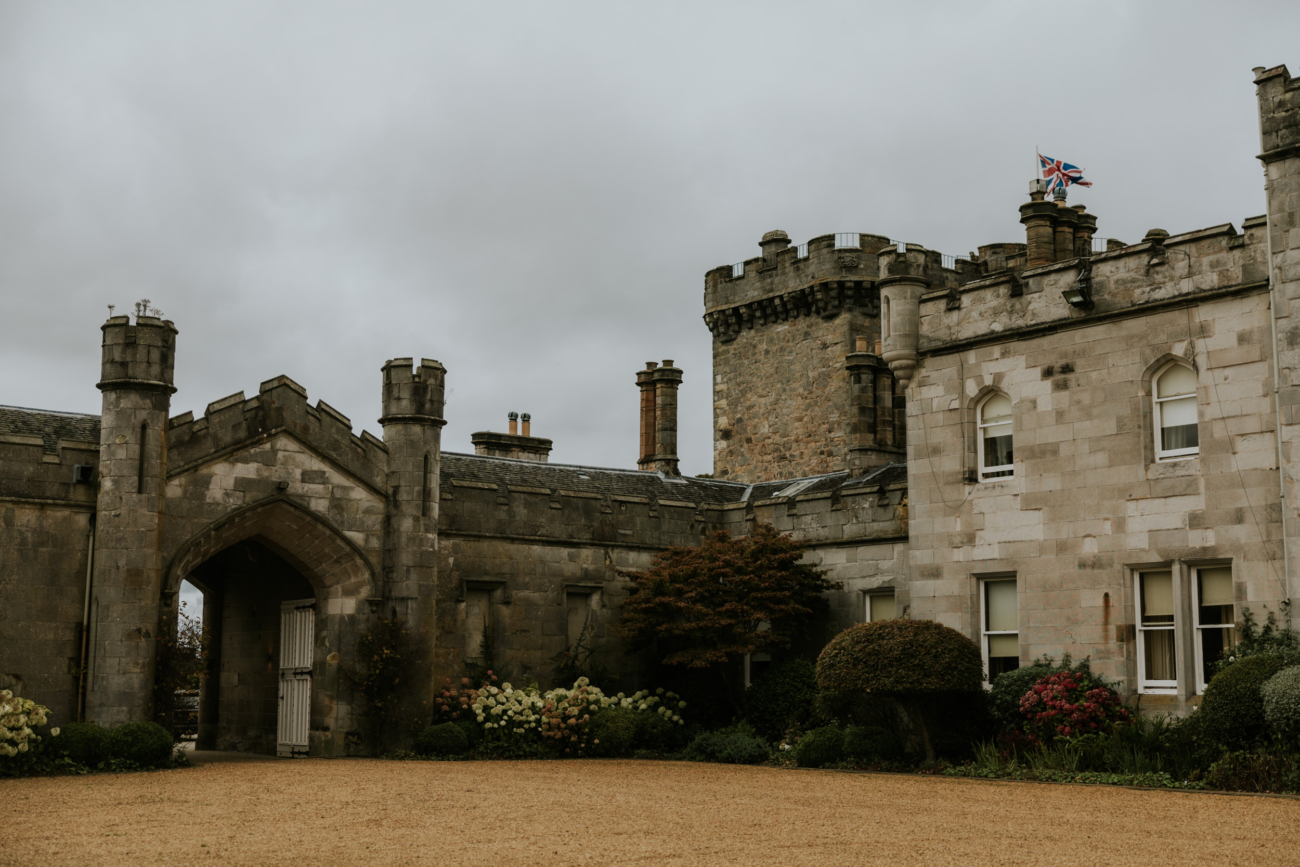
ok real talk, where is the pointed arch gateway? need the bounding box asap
[165,497,377,756]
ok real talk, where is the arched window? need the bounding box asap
[1154,363,1199,461]
[977,393,1013,480]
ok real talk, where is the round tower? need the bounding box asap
[87,312,177,726]
[378,356,446,721]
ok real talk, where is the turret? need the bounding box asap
[878,245,930,387]
[86,310,177,725]
[378,357,445,656]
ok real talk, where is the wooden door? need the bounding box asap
[277,599,314,757]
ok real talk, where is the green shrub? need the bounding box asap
[742,658,818,743]
[107,721,173,768]
[1262,665,1300,743]
[52,722,111,768]
[635,710,682,752]
[1205,749,1300,794]
[843,725,903,763]
[816,619,983,761]
[685,729,770,765]
[414,722,470,757]
[452,718,480,748]
[1198,653,1293,751]
[794,726,844,768]
[588,707,639,758]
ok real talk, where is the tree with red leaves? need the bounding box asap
[618,523,837,670]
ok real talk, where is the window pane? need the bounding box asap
[1156,364,1197,399]
[986,580,1017,632]
[983,432,1013,468]
[1199,626,1239,687]
[988,652,1020,680]
[1161,422,1199,452]
[1140,571,1174,624]
[1144,629,1176,681]
[988,633,1019,657]
[981,394,1012,424]
[1198,567,1233,607]
[1160,395,1197,426]
[869,594,895,621]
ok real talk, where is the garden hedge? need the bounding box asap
[794,726,844,768]
[742,658,818,744]
[53,722,111,768]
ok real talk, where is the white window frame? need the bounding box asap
[976,393,1014,481]
[1192,564,1237,695]
[1135,569,1178,694]
[979,577,1019,681]
[865,591,896,622]
[1153,362,1199,462]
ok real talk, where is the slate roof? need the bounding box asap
[440,452,748,504]
[439,452,906,505]
[0,405,102,453]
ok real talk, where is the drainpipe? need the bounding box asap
[1257,71,1293,616]
[77,513,96,722]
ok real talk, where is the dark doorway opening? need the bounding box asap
[186,539,315,754]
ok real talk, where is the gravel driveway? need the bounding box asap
[5,754,1296,866]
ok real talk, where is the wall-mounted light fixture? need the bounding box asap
[1062,259,1094,309]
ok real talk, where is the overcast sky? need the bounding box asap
[2,2,1296,482]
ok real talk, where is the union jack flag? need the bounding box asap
[1038,152,1092,191]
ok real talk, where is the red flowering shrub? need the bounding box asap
[1018,671,1132,744]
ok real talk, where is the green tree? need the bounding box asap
[618,523,837,669]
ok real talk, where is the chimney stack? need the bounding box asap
[471,411,552,462]
[1020,179,1057,268]
[636,360,682,475]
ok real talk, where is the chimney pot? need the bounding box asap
[645,361,658,370]
[521,413,531,436]
[855,336,868,353]
[662,360,674,367]
[508,411,518,435]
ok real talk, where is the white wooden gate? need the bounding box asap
[277,599,315,757]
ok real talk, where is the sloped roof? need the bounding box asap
[439,452,906,505]
[0,405,101,453]
[439,452,748,504]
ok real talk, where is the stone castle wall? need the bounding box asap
[905,214,1283,709]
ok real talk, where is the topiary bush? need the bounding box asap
[685,728,770,765]
[107,721,173,768]
[414,722,470,757]
[816,619,984,761]
[589,707,639,758]
[794,726,844,768]
[1261,664,1300,743]
[452,718,480,748]
[52,722,111,768]
[742,658,818,744]
[843,725,903,764]
[1198,653,1293,752]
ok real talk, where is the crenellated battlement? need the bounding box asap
[166,374,388,490]
[381,357,446,426]
[917,215,1269,354]
[703,233,974,342]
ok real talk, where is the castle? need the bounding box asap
[1,63,1297,756]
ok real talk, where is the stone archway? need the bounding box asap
[165,497,377,756]
[166,495,377,602]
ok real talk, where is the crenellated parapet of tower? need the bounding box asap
[702,231,974,343]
